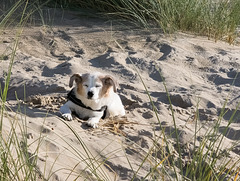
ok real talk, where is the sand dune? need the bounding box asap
[1,10,240,180]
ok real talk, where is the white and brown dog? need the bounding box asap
[60,72,125,128]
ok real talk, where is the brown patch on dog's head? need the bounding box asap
[100,75,117,97]
[69,73,89,96]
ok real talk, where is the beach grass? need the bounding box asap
[45,0,240,43]
[1,0,240,180]
[0,1,40,180]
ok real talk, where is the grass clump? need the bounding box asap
[0,1,38,179]
[45,0,240,43]
[0,1,52,180]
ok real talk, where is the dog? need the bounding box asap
[60,72,125,128]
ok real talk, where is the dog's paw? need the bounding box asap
[62,113,73,121]
[87,119,99,128]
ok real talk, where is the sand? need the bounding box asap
[1,9,240,180]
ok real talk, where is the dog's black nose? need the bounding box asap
[87,91,94,99]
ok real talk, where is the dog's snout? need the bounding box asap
[87,91,94,99]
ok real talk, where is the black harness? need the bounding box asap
[67,89,107,119]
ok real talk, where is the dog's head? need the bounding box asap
[69,72,117,100]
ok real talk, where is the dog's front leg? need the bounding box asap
[60,102,73,121]
[87,117,101,128]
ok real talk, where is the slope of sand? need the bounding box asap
[1,10,240,180]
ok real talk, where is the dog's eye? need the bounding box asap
[84,85,88,88]
[95,84,101,88]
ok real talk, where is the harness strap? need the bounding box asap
[67,89,107,119]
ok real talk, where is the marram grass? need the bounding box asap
[45,0,240,43]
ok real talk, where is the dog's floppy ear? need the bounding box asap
[69,74,82,87]
[103,75,118,92]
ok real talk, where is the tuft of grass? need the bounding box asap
[0,0,53,180]
[45,0,240,43]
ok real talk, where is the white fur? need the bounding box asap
[60,72,125,128]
